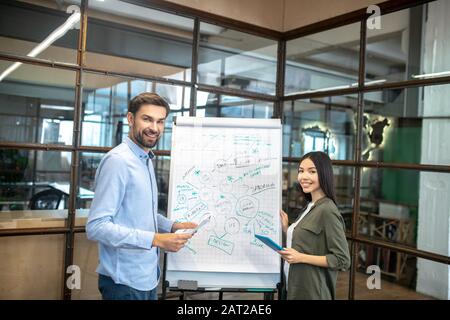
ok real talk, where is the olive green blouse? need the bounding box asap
[286,197,350,300]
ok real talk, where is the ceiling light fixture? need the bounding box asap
[412,71,450,79]
[0,7,80,82]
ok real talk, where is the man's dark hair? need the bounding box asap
[298,151,337,204]
[128,92,170,117]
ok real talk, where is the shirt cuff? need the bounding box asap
[158,215,174,233]
[137,230,155,250]
[325,254,339,270]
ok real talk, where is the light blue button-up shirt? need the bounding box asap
[86,136,173,291]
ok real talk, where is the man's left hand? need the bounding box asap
[171,222,198,233]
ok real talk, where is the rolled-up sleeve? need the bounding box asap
[86,154,155,249]
[324,211,351,271]
[157,214,174,233]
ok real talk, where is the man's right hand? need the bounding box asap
[152,233,192,252]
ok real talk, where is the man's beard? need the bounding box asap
[133,128,159,149]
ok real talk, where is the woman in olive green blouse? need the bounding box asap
[279,151,350,300]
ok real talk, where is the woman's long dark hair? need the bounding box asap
[298,151,337,204]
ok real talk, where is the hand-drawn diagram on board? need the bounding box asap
[167,117,282,274]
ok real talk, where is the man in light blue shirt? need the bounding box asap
[87,92,196,300]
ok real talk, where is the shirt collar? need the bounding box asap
[125,136,155,160]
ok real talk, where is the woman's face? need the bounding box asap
[298,158,322,195]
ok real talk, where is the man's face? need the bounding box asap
[127,104,167,150]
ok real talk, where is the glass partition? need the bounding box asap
[359,167,449,257]
[196,91,273,118]
[0,148,71,229]
[285,22,360,95]
[198,22,277,95]
[0,0,79,64]
[283,95,357,160]
[0,63,76,145]
[365,1,450,85]
[85,0,193,81]
[363,85,450,166]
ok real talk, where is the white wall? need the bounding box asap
[166,0,385,32]
[283,0,383,31]
[166,0,284,31]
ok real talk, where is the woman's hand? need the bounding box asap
[280,209,289,233]
[279,249,329,267]
[279,248,305,264]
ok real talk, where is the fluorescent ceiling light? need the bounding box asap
[290,78,386,95]
[0,10,80,82]
[363,79,387,85]
[287,85,351,96]
[349,79,386,86]
[41,104,74,111]
[301,84,352,94]
[412,71,450,79]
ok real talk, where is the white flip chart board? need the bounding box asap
[166,117,282,289]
